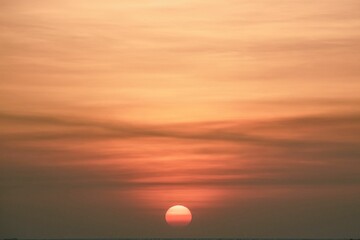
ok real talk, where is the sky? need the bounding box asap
[0,0,360,238]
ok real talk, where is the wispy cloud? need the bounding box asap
[1,109,359,190]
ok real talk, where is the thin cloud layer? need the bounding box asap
[1,110,359,190]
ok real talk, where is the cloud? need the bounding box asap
[1,110,359,146]
[1,110,359,189]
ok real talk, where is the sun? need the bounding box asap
[165,205,192,227]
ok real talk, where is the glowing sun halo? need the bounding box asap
[165,205,192,227]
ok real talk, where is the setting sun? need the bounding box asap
[165,205,192,227]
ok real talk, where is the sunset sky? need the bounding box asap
[1,0,360,238]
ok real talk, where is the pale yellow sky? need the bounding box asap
[1,0,359,123]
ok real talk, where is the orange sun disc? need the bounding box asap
[165,205,192,227]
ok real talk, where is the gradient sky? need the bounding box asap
[1,0,360,238]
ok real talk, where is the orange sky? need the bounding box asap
[1,0,360,238]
